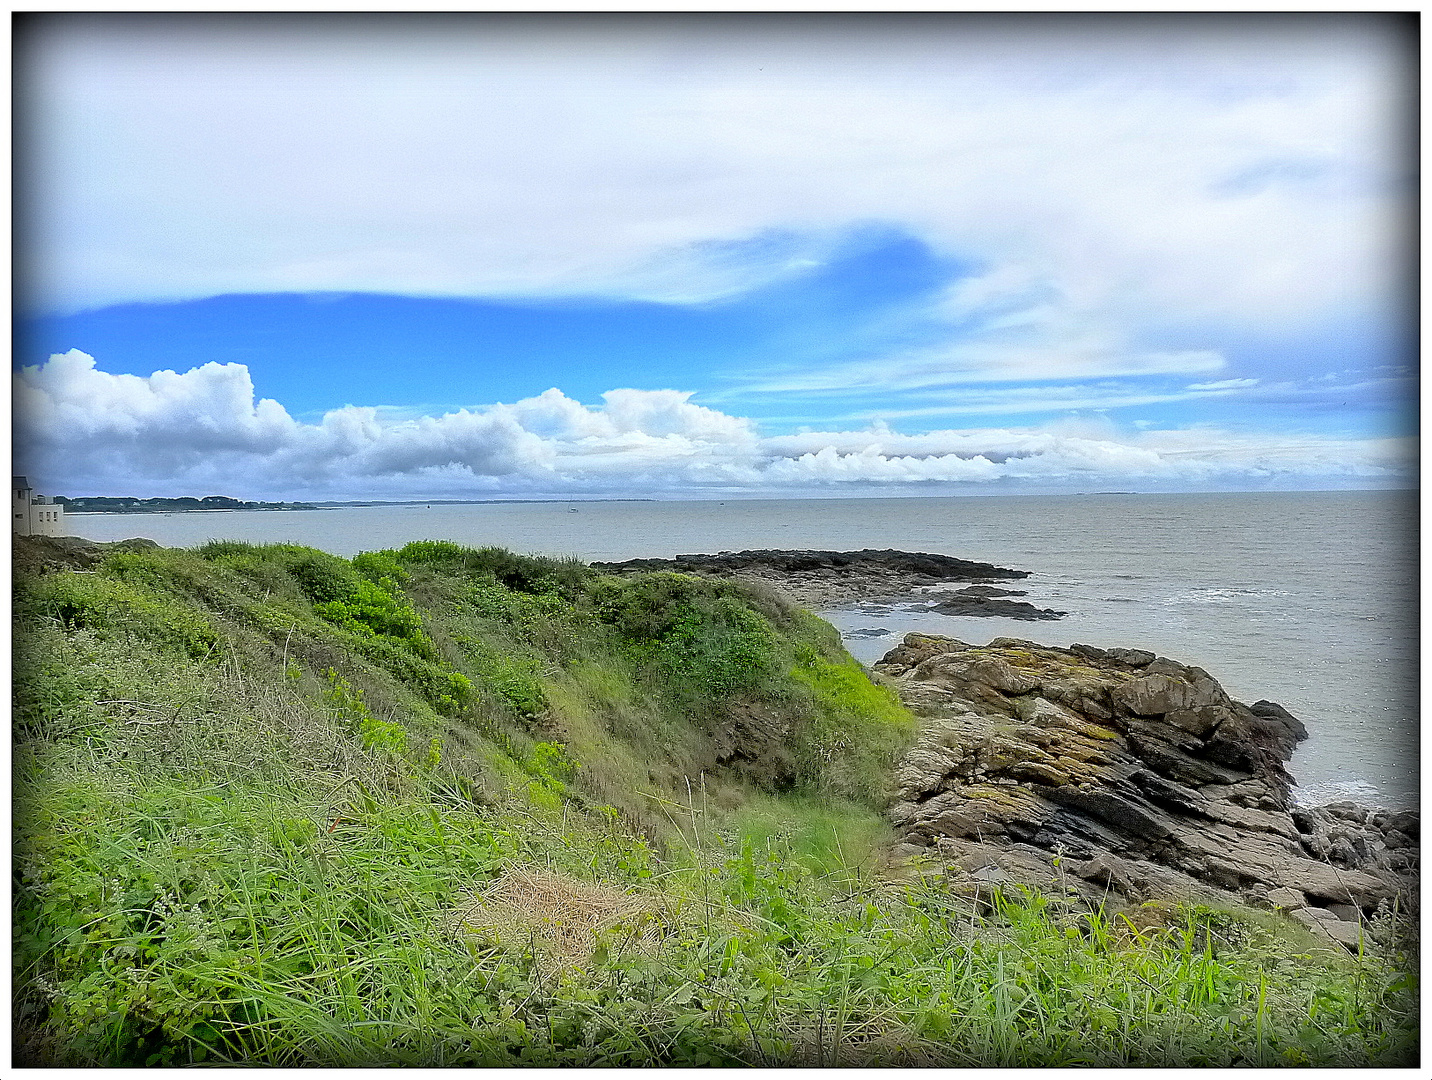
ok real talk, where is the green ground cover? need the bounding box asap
[11,540,1418,1065]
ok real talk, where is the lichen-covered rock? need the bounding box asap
[879,633,1418,923]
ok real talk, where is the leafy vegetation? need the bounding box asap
[11,538,1418,1066]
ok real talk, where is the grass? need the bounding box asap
[11,538,1420,1066]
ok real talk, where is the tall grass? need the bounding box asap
[11,539,1419,1066]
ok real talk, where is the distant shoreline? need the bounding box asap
[65,498,659,515]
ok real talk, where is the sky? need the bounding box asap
[12,13,1418,501]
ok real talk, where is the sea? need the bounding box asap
[67,490,1419,810]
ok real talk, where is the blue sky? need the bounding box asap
[13,14,1417,500]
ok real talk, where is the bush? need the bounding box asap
[392,539,469,564]
[353,551,410,586]
[589,574,782,705]
[346,634,474,717]
[634,597,780,701]
[589,572,699,641]
[458,637,548,718]
[393,541,590,597]
[276,547,363,603]
[18,573,219,659]
[323,669,408,756]
[313,578,428,647]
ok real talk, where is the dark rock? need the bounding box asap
[1044,786,1174,840]
[1249,700,1310,745]
[951,585,1028,598]
[1129,769,1213,818]
[1202,706,1300,792]
[1385,810,1419,838]
[930,596,1066,620]
[1073,854,1144,895]
[1126,727,1253,787]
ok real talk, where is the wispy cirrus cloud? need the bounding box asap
[22,15,1406,340]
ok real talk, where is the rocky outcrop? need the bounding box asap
[593,549,1029,609]
[930,586,1066,621]
[878,633,1418,948]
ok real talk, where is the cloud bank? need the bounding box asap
[15,352,1413,500]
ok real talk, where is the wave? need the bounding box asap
[1161,587,1290,606]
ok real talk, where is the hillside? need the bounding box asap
[11,536,1418,1066]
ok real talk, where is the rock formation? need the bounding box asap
[928,585,1066,621]
[592,549,1029,609]
[877,633,1418,949]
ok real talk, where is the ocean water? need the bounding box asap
[67,490,1419,809]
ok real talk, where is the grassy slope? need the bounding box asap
[11,540,1418,1066]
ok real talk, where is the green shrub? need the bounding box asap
[590,574,781,704]
[323,669,408,756]
[526,741,579,805]
[12,628,100,739]
[195,541,365,606]
[345,635,474,717]
[462,546,589,596]
[272,545,363,603]
[392,539,469,563]
[458,637,548,717]
[635,597,780,701]
[313,578,427,646]
[353,550,410,586]
[19,573,219,659]
[465,578,569,627]
[589,572,698,641]
[194,539,265,559]
[393,541,589,597]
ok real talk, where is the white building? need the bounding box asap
[12,477,66,537]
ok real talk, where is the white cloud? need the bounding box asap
[1188,378,1260,391]
[13,352,1414,499]
[21,16,1406,369]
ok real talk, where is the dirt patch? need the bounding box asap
[451,865,659,973]
[12,534,160,576]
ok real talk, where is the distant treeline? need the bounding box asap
[59,495,316,513]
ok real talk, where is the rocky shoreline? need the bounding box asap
[592,548,1047,613]
[874,632,1418,949]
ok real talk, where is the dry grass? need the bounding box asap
[452,865,659,973]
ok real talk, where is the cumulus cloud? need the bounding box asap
[13,352,1414,499]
